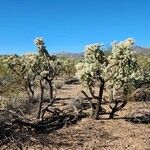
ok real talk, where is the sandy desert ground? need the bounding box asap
[1,83,150,150]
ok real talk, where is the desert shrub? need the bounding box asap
[0,57,25,109]
[61,58,77,76]
[54,81,64,89]
[1,38,63,119]
[133,54,150,88]
[126,108,150,124]
[2,54,37,100]
[129,87,150,101]
[64,76,79,84]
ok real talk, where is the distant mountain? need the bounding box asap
[55,52,84,59]
[54,46,150,58]
[134,46,150,54]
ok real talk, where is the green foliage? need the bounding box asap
[0,56,23,96]
[136,54,150,82]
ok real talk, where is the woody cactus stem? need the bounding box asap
[37,80,44,119]
[48,80,53,101]
[109,101,127,119]
[93,78,105,119]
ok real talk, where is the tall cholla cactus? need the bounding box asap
[76,43,108,119]
[34,37,62,82]
[34,37,63,119]
[109,38,138,98]
[76,38,138,119]
[34,37,50,58]
[34,37,54,100]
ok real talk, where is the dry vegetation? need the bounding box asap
[1,81,150,150]
[0,38,150,150]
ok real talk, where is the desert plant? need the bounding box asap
[76,38,138,119]
[34,37,63,119]
[2,54,37,100]
[62,58,77,76]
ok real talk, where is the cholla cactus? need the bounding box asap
[62,58,77,76]
[3,53,37,100]
[34,37,63,103]
[76,44,107,87]
[34,37,63,119]
[85,44,106,64]
[76,38,138,119]
[34,37,49,58]
[111,38,135,59]
[133,54,150,88]
[34,38,62,81]
[3,53,37,76]
[34,37,44,46]
[109,38,138,98]
[76,43,107,119]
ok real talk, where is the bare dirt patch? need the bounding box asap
[1,83,150,150]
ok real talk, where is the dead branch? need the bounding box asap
[109,100,127,119]
[81,90,96,110]
[41,105,63,120]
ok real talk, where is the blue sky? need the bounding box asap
[0,0,150,54]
